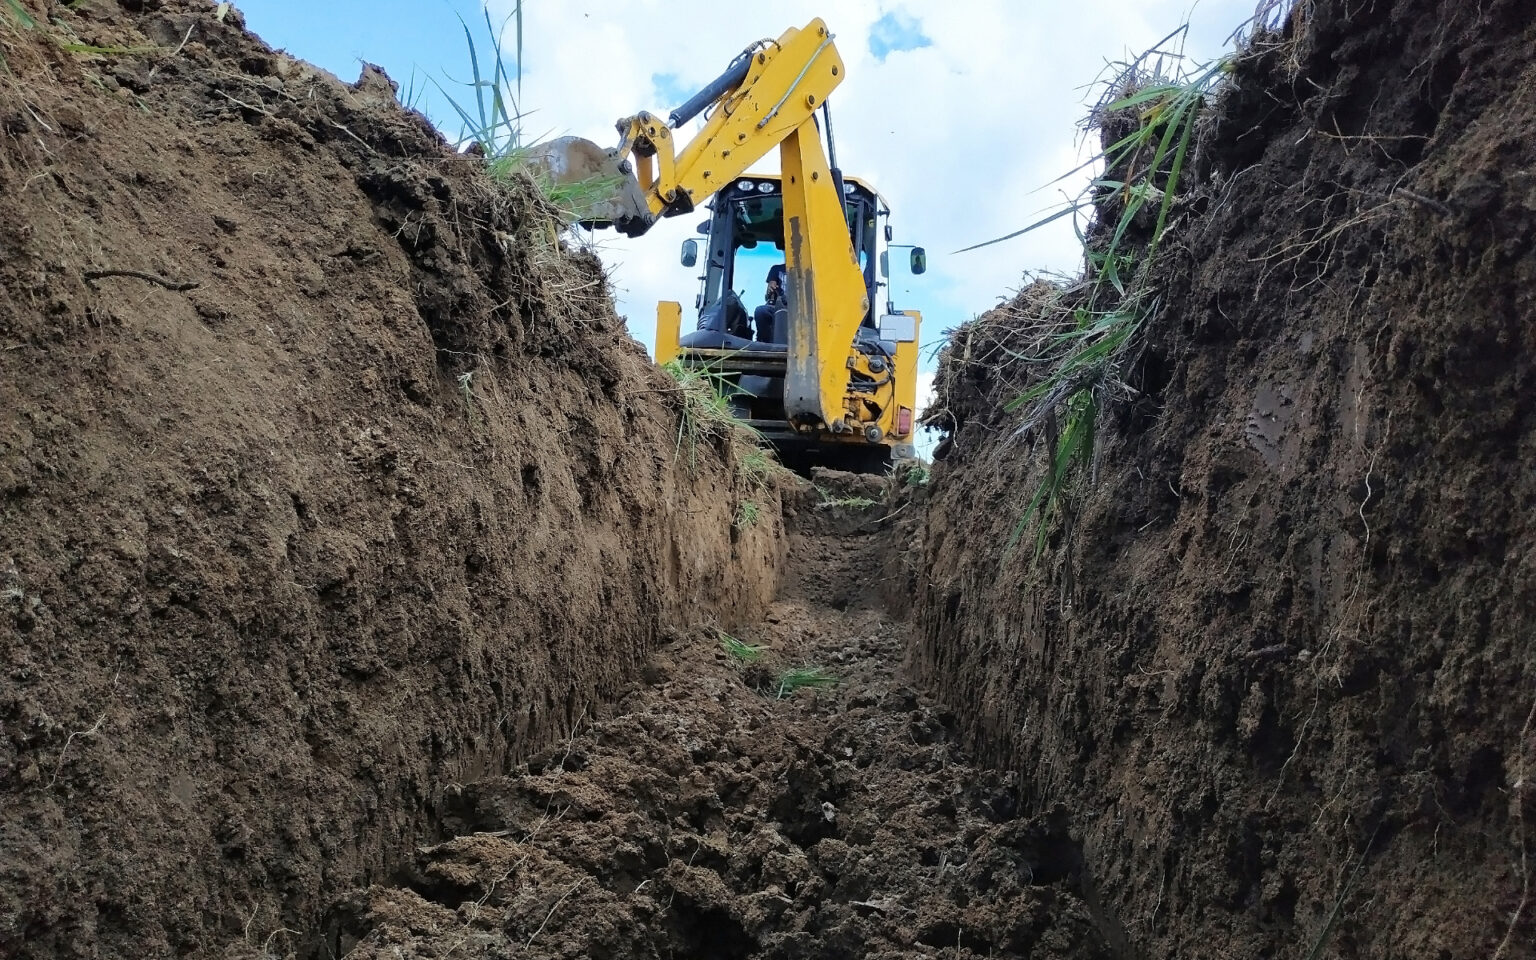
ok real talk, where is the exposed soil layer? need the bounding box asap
[0,3,780,956]
[316,514,1109,960]
[776,465,928,621]
[918,1,1536,958]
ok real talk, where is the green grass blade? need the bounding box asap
[1105,82,1183,112]
[2,0,35,28]
[429,75,487,147]
[775,667,837,698]
[720,632,765,664]
[484,7,514,143]
[458,15,489,139]
[953,201,1094,255]
[433,6,528,157]
[1152,123,1193,250]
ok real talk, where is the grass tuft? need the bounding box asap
[433,4,626,226]
[434,4,525,159]
[734,499,761,529]
[662,358,759,465]
[738,445,780,489]
[957,25,1229,559]
[531,167,629,224]
[397,66,425,112]
[730,421,786,534]
[719,632,765,664]
[775,667,837,699]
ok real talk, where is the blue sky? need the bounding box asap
[235,0,1258,453]
[868,11,932,61]
[235,0,499,130]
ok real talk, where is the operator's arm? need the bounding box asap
[765,264,786,305]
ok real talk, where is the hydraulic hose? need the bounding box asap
[669,48,754,128]
[823,102,847,201]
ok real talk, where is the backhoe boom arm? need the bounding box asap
[605,19,847,235]
[529,19,874,431]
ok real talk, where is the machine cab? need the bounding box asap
[676,175,890,351]
[659,174,925,466]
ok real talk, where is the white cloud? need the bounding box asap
[495,0,1255,361]
[912,368,939,458]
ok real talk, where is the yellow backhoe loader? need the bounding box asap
[531,18,926,471]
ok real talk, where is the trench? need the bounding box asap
[5,2,1532,958]
[307,498,1112,960]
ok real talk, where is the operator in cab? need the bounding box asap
[754,263,786,342]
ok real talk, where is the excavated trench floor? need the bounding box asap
[309,514,1111,960]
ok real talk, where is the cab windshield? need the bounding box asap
[729,194,785,298]
[726,193,871,301]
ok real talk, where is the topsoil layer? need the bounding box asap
[0,2,780,956]
[918,0,1536,957]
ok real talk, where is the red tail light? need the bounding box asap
[897,406,913,436]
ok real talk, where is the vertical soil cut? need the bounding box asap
[917,1,1536,957]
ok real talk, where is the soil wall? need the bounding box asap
[916,1,1536,957]
[0,3,781,956]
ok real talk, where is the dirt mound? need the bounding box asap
[917,0,1536,957]
[0,3,780,956]
[319,519,1108,960]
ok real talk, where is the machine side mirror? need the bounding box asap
[879,250,889,278]
[910,247,927,275]
[680,238,699,268]
[884,223,893,242]
[696,220,711,234]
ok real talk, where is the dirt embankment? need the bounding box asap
[917,1,1536,957]
[0,2,781,956]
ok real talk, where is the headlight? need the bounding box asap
[758,181,774,193]
[736,179,754,191]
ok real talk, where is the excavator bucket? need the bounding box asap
[522,136,654,236]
